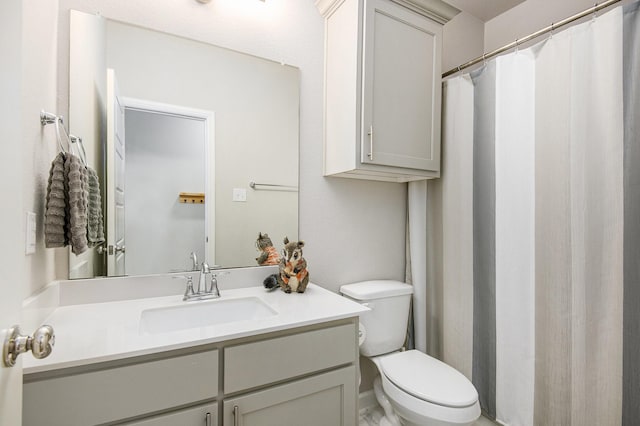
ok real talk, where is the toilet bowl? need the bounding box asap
[340,280,480,426]
[371,350,480,426]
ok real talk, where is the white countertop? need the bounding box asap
[23,276,368,375]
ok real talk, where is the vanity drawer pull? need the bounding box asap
[205,412,212,426]
[233,405,239,426]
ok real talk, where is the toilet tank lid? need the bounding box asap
[340,280,413,300]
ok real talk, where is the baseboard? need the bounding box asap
[359,390,378,411]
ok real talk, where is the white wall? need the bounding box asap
[22,0,68,298]
[442,11,484,73]
[55,0,407,293]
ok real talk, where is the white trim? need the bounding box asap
[315,0,459,22]
[121,97,216,265]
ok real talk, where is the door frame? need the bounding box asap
[120,97,216,266]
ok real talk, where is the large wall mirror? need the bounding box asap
[68,10,299,279]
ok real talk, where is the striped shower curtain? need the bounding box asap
[429,3,640,425]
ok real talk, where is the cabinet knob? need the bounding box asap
[3,325,55,367]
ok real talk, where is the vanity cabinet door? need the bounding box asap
[120,402,217,426]
[223,366,356,426]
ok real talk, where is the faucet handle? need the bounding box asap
[201,262,210,273]
[173,275,195,300]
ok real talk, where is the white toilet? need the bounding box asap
[340,280,480,426]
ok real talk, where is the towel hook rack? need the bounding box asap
[40,110,84,160]
[40,110,57,126]
[41,110,69,153]
[69,134,88,166]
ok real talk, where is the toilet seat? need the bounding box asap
[373,350,480,425]
[379,350,478,408]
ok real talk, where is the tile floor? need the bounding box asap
[359,404,498,426]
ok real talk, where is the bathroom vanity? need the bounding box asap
[21,273,367,426]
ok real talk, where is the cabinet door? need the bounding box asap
[223,366,356,426]
[361,0,442,172]
[120,403,217,426]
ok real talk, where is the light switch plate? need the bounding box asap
[26,211,36,255]
[232,188,247,202]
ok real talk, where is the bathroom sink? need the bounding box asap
[140,297,278,334]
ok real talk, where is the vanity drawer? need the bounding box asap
[23,349,218,426]
[224,322,357,394]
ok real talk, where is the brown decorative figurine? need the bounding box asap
[263,237,309,293]
[255,232,281,266]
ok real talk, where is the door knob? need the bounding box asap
[3,325,55,367]
[96,245,126,255]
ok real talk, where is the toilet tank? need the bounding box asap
[340,280,413,357]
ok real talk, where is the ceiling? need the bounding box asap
[444,0,526,22]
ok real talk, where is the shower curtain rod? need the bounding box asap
[442,0,623,78]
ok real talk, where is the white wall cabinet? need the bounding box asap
[23,320,358,426]
[317,0,459,182]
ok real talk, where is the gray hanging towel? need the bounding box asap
[65,153,89,255]
[86,166,105,246]
[44,152,68,248]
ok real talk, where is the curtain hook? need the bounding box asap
[592,3,598,21]
[482,53,487,65]
[550,22,554,39]
[515,38,519,54]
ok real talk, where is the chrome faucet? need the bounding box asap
[182,262,223,302]
[198,262,211,294]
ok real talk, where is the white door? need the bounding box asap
[0,139,24,420]
[106,69,126,275]
[1,0,24,423]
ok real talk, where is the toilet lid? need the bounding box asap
[380,350,478,408]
